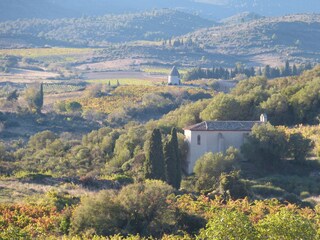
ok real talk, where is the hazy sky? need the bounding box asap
[194,0,229,5]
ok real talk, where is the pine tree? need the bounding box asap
[144,129,165,180]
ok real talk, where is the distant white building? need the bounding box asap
[184,114,268,174]
[168,66,181,85]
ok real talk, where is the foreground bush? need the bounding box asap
[256,209,317,240]
[71,180,175,237]
[198,208,257,240]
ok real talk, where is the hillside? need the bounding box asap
[183,14,320,65]
[220,12,264,24]
[1,0,319,22]
[225,0,320,16]
[0,0,230,21]
[1,14,319,67]
[0,9,214,48]
[82,13,320,67]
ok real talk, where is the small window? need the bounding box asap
[197,135,201,145]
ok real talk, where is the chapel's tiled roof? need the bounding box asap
[184,121,262,131]
[169,66,180,77]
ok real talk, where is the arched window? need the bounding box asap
[197,135,201,145]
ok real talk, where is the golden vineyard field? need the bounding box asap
[76,85,213,114]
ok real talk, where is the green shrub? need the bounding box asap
[71,190,125,236]
[194,148,238,192]
[71,180,175,237]
[198,208,257,240]
[241,123,288,169]
[300,191,311,199]
[66,101,82,113]
[219,171,248,200]
[256,209,317,240]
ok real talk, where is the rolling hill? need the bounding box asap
[1,12,319,67]
[0,0,319,22]
[183,14,320,65]
[220,12,264,24]
[0,10,214,48]
[0,0,230,21]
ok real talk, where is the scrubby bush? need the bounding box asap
[255,209,317,240]
[241,123,287,168]
[28,130,57,150]
[66,101,82,113]
[194,148,238,192]
[219,171,248,200]
[71,180,175,237]
[71,191,125,236]
[198,209,257,240]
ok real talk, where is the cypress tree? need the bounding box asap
[263,65,271,78]
[170,128,181,189]
[292,64,298,76]
[164,141,175,186]
[283,60,291,77]
[144,129,165,180]
[35,83,44,114]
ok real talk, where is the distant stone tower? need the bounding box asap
[260,113,268,123]
[168,66,181,85]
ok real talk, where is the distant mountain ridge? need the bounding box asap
[0,9,214,47]
[183,14,320,65]
[220,12,263,24]
[0,0,319,21]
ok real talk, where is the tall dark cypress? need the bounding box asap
[170,128,181,189]
[144,129,165,180]
[35,83,44,114]
[283,60,291,77]
[164,141,175,186]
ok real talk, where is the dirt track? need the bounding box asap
[82,71,164,80]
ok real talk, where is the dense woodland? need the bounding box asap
[0,66,320,238]
[183,61,314,81]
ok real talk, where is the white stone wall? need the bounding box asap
[185,130,250,174]
[168,76,180,85]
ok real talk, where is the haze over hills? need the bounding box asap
[0,10,214,48]
[1,0,320,21]
[183,14,320,65]
[220,12,263,24]
[0,10,319,66]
